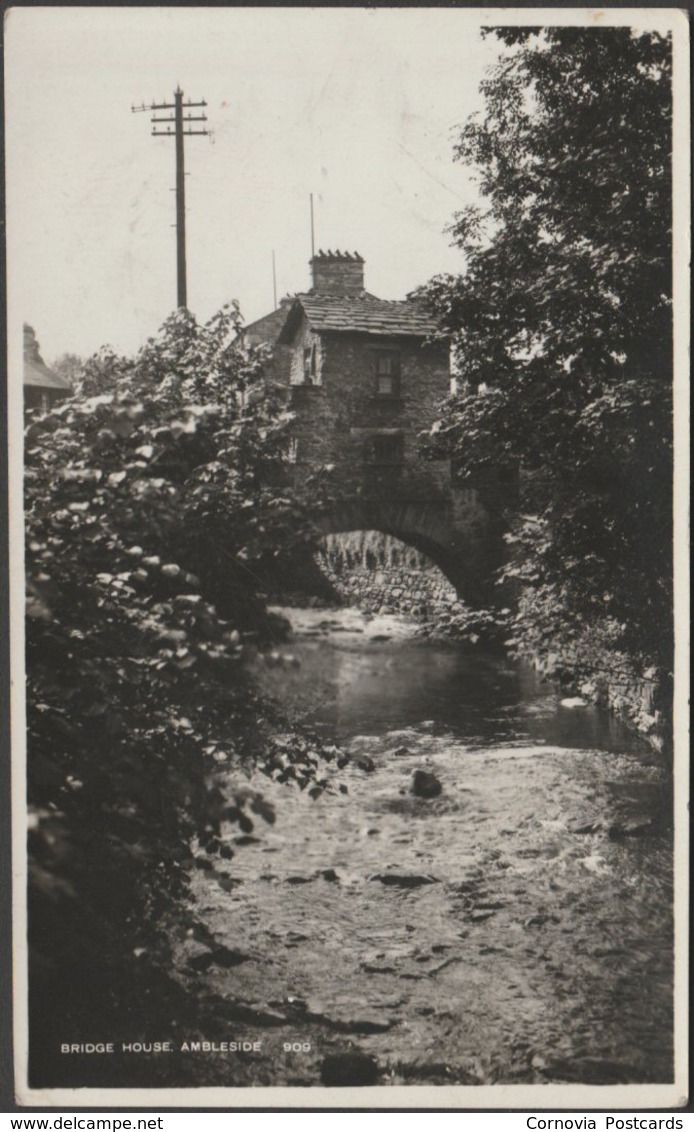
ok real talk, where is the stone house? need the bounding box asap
[23,324,72,414]
[245,251,452,501]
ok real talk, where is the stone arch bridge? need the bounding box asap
[307,483,510,610]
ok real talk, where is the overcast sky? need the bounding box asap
[6,7,505,363]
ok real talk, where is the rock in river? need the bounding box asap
[370,873,438,889]
[411,769,442,798]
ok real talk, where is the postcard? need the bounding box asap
[5,5,689,1110]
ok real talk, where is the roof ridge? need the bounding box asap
[305,292,381,301]
[302,295,423,307]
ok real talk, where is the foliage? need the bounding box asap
[50,352,86,391]
[25,305,341,1064]
[419,27,673,676]
[418,604,510,647]
[320,530,432,573]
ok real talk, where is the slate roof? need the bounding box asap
[278,294,441,343]
[24,356,72,391]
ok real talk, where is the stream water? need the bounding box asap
[177,606,673,1088]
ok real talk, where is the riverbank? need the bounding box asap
[518,639,668,755]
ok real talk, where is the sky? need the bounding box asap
[5,7,504,363]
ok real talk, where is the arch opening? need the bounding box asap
[315,530,464,621]
[310,500,490,606]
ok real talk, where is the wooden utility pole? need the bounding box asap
[132,87,209,309]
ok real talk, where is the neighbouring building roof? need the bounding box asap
[242,301,295,345]
[278,294,441,343]
[23,325,72,391]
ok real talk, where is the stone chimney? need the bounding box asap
[24,323,41,362]
[310,250,365,295]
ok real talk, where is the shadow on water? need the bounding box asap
[265,607,653,757]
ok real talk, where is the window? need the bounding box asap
[287,437,299,464]
[40,392,51,414]
[367,433,404,466]
[298,342,320,385]
[373,351,400,397]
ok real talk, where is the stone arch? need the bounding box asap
[311,499,502,609]
[317,529,458,619]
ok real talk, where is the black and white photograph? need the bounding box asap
[5,5,689,1109]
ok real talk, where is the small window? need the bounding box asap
[374,351,400,397]
[367,433,404,466]
[287,437,299,464]
[301,342,320,385]
[303,347,312,383]
[40,392,51,414]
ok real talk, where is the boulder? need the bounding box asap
[370,873,437,888]
[411,769,442,798]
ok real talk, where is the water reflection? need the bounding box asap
[273,608,651,756]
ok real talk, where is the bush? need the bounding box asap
[24,306,337,1081]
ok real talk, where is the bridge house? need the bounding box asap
[244,251,506,606]
[246,250,451,492]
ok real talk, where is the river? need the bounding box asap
[175,606,673,1088]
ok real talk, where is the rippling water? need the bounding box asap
[180,607,673,1087]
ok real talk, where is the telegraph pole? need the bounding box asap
[132,86,209,309]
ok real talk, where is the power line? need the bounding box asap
[132,86,209,309]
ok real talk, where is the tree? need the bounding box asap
[25,305,340,1083]
[50,352,86,391]
[420,27,673,682]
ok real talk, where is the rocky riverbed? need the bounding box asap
[170,607,673,1088]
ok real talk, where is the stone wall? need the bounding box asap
[286,320,452,500]
[317,532,460,619]
[319,561,460,619]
